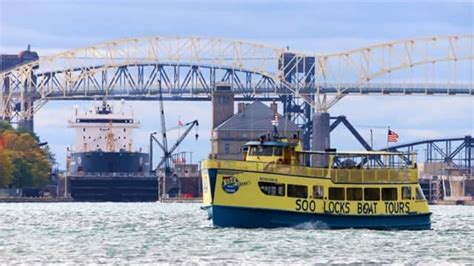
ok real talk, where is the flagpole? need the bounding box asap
[177,116,181,155]
[386,126,390,150]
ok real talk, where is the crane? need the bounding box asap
[149,82,199,177]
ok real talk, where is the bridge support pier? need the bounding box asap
[18,118,34,133]
[312,112,330,167]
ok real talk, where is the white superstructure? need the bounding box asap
[68,100,140,153]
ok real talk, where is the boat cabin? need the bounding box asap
[243,137,417,171]
[243,136,302,164]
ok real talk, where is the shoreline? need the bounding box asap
[1,198,471,205]
[0,197,203,203]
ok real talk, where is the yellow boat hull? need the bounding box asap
[201,159,431,230]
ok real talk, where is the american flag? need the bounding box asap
[387,129,399,143]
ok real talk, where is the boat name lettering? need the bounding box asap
[385,202,410,214]
[239,180,251,186]
[295,199,316,212]
[324,201,350,214]
[357,202,378,215]
[259,177,277,182]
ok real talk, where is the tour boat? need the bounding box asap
[201,132,431,230]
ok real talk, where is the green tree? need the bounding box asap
[0,120,13,134]
[2,131,51,188]
[42,144,57,166]
[0,150,13,187]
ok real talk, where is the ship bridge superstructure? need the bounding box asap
[68,101,140,153]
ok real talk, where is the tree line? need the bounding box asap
[0,121,52,188]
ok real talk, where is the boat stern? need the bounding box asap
[201,160,217,207]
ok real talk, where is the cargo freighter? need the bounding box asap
[201,124,431,229]
[66,100,158,202]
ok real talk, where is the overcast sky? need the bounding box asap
[1,0,473,169]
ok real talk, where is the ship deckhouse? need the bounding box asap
[68,101,140,153]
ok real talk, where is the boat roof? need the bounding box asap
[244,141,290,147]
[299,150,416,156]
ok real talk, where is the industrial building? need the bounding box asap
[0,45,38,71]
[210,85,301,160]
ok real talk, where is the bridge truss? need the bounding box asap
[1,35,473,147]
[385,136,473,176]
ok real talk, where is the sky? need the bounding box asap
[0,0,473,169]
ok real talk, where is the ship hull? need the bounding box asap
[69,176,158,202]
[70,152,150,173]
[210,205,431,230]
[68,151,157,202]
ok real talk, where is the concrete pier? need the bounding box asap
[18,118,34,133]
[311,112,330,167]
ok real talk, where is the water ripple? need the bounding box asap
[0,203,472,264]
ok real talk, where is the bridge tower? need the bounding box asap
[278,52,315,151]
[279,52,331,166]
[0,46,39,133]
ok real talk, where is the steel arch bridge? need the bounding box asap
[1,35,473,144]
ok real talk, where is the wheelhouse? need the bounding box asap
[243,137,301,164]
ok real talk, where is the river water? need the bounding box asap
[0,203,472,264]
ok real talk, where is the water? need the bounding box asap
[0,203,472,264]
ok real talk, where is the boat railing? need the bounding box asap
[330,168,417,183]
[203,160,418,183]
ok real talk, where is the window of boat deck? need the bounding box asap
[364,188,380,201]
[328,187,345,200]
[312,185,324,199]
[287,184,308,198]
[258,182,285,196]
[346,188,362,201]
[382,188,398,201]
[249,146,282,156]
[402,186,412,200]
[415,187,426,200]
[274,147,283,156]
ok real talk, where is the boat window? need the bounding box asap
[364,188,380,201]
[312,185,324,199]
[258,182,285,196]
[346,188,362,201]
[415,187,425,200]
[249,146,257,156]
[259,146,274,156]
[274,147,283,156]
[382,188,397,201]
[249,146,273,156]
[328,187,345,200]
[402,186,412,200]
[287,184,308,198]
